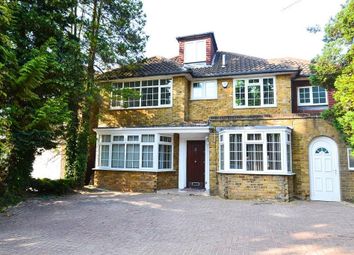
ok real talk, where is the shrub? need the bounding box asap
[29,178,76,195]
[0,192,22,212]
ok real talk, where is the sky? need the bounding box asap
[142,0,346,60]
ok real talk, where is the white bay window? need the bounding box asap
[219,127,292,174]
[96,133,173,172]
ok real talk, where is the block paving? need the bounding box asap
[0,190,354,255]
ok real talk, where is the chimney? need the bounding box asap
[176,32,218,65]
[222,54,226,67]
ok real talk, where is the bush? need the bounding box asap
[0,192,22,212]
[29,178,76,195]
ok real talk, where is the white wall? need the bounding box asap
[32,148,63,180]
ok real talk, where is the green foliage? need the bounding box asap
[311,0,354,149]
[0,191,22,213]
[64,0,147,186]
[29,178,76,195]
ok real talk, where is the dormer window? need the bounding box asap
[184,40,206,63]
[176,32,218,65]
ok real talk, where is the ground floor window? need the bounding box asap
[219,127,292,174]
[96,133,173,171]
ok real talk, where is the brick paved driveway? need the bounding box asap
[0,191,354,255]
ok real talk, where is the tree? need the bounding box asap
[65,0,147,185]
[310,0,354,149]
[0,0,85,194]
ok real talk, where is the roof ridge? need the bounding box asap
[217,51,267,61]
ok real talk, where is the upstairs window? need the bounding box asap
[233,78,276,108]
[111,79,172,109]
[191,80,217,100]
[298,86,327,106]
[184,40,206,63]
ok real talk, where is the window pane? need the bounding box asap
[141,87,159,106]
[192,82,204,98]
[205,81,217,98]
[160,136,172,143]
[220,144,224,170]
[299,87,311,104]
[111,144,125,168]
[267,133,281,170]
[159,144,172,169]
[349,149,354,169]
[230,134,243,169]
[247,82,261,106]
[160,87,171,105]
[142,145,153,168]
[312,86,327,104]
[263,78,274,105]
[126,144,140,168]
[100,145,110,167]
[235,80,245,106]
[246,144,263,171]
[247,133,261,140]
[101,135,111,143]
[124,88,140,107]
[127,135,139,142]
[141,134,155,143]
[287,143,292,172]
[111,83,122,108]
[113,135,124,142]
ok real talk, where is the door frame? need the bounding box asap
[309,136,341,201]
[178,133,209,192]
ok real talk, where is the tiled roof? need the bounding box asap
[100,52,310,80]
[190,51,300,78]
[97,56,187,80]
[268,58,311,76]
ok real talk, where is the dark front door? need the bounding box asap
[187,141,205,189]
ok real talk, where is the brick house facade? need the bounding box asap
[93,32,354,202]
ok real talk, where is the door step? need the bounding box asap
[157,188,209,197]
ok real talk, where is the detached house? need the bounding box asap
[93,32,354,202]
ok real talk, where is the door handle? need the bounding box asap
[194,160,197,163]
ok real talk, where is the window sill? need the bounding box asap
[217,170,295,176]
[233,105,277,109]
[110,105,172,110]
[190,98,218,101]
[298,103,328,107]
[93,167,176,173]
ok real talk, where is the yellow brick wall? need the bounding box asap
[209,116,354,201]
[218,174,294,201]
[98,76,189,127]
[189,75,292,121]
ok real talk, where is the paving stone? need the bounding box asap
[0,191,353,255]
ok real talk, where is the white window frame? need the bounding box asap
[110,77,173,110]
[95,132,174,172]
[233,77,277,108]
[218,127,292,175]
[184,39,206,63]
[297,86,328,106]
[347,148,354,171]
[191,80,218,100]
